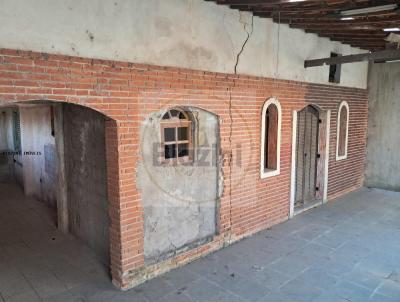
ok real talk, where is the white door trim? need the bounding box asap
[289,108,331,218]
[289,110,297,218]
[323,110,331,203]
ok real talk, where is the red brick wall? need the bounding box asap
[0,49,368,288]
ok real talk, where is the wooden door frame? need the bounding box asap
[289,106,331,218]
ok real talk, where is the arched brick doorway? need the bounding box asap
[0,98,138,288]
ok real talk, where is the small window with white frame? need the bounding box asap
[260,97,282,179]
[160,108,193,164]
[336,101,349,161]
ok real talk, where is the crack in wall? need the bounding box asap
[227,87,233,236]
[227,12,254,237]
[234,13,254,74]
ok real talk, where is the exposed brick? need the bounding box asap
[0,48,368,290]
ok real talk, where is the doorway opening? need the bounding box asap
[290,105,331,216]
[0,101,113,292]
[295,105,320,209]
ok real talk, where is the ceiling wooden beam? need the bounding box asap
[305,30,387,35]
[228,0,397,11]
[256,12,398,19]
[289,23,397,30]
[275,17,400,25]
[304,49,400,67]
[207,0,399,51]
[215,0,319,5]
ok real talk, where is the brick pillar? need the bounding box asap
[105,119,144,289]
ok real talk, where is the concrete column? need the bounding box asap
[54,104,69,233]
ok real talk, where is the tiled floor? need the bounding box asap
[1,183,400,301]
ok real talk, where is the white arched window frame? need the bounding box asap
[260,97,282,179]
[336,101,349,161]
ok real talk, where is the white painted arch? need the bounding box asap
[260,97,282,179]
[336,101,350,161]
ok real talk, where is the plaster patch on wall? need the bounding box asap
[0,0,368,88]
[137,107,222,264]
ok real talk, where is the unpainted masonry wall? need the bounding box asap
[0,0,368,88]
[0,49,369,288]
[20,106,57,208]
[63,104,110,264]
[365,62,400,191]
[138,107,220,264]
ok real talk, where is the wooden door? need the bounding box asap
[295,106,320,208]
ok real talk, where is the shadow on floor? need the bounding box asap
[0,183,111,302]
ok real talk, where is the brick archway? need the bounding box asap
[0,79,143,289]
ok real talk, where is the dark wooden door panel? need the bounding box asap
[295,106,320,208]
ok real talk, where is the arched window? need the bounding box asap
[161,108,193,163]
[260,98,281,178]
[336,101,349,161]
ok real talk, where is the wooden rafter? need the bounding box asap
[304,49,400,67]
[206,0,400,51]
